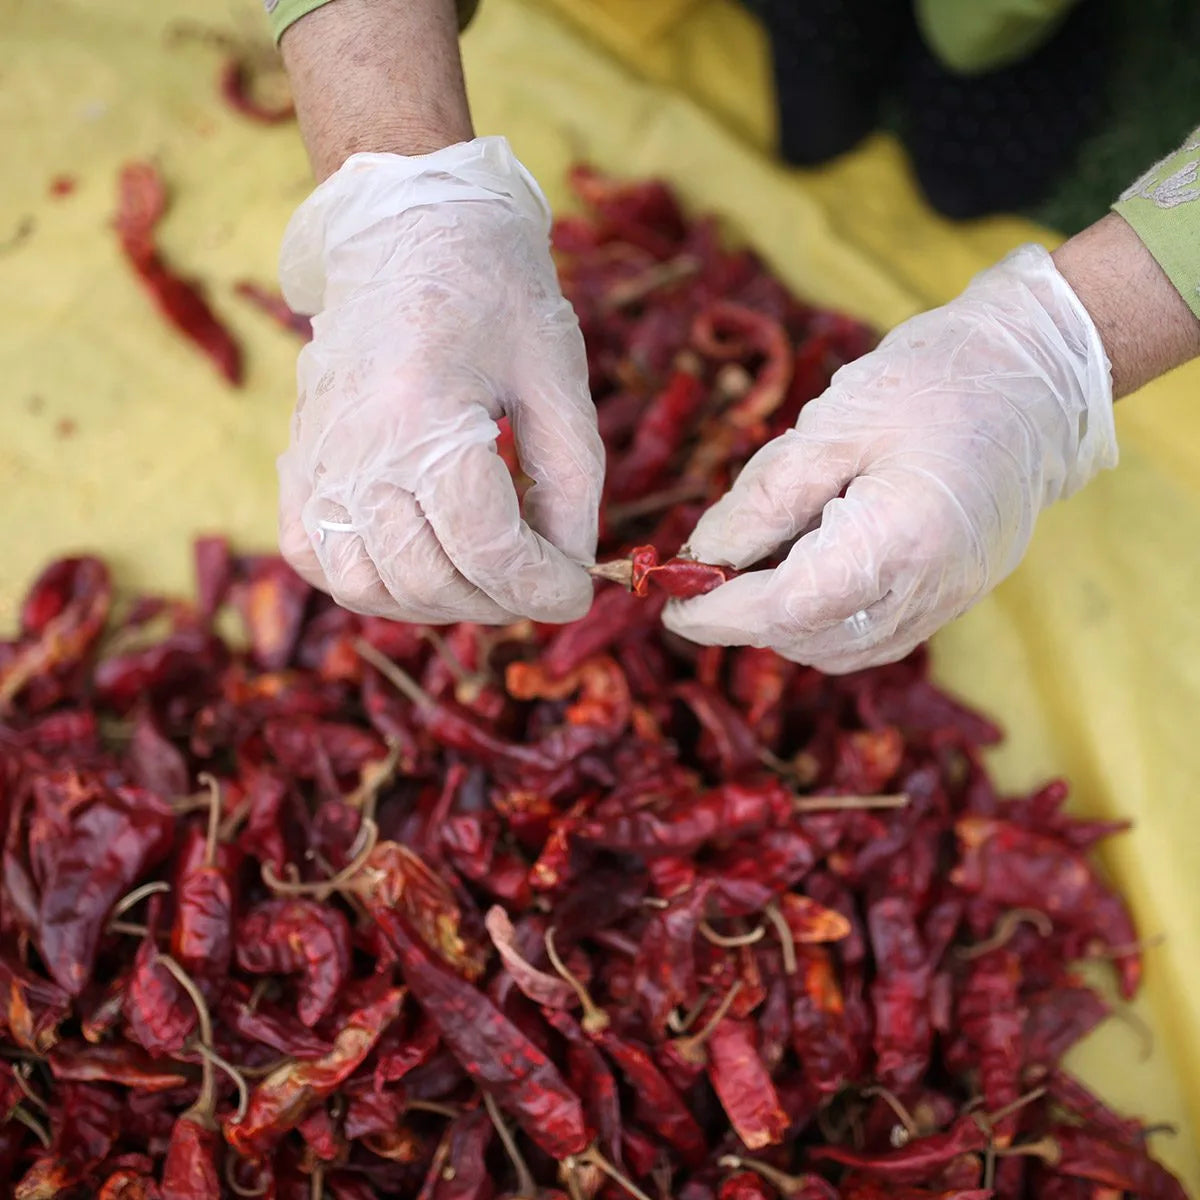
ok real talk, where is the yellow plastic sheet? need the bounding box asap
[3,0,1198,1187]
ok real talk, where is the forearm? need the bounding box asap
[1053,212,1200,399]
[280,0,473,181]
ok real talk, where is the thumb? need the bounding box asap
[684,426,855,569]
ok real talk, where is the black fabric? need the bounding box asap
[745,0,914,165]
[745,0,1115,220]
[900,1,1115,218]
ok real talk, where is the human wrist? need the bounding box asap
[281,0,473,181]
[1052,213,1200,399]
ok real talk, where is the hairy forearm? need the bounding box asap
[1052,212,1200,399]
[280,0,473,181]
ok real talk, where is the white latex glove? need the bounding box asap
[663,245,1118,673]
[276,137,603,624]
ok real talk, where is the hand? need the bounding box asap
[276,137,604,624]
[663,244,1118,673]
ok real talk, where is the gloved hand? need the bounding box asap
[276,137,603,624]
[663,244,1118,673]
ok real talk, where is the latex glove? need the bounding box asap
[276,137,603,625]
[663,244,1117,673]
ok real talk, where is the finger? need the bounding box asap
[277,449,330,592]
[684,426,856,569]
[418,439,594,623]
[510,315,604,563]
[349,479,519,625]
[300,494,407,619]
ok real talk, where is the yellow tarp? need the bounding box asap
[3,0,1198,1187]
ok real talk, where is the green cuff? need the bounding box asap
[915,0,1080,75]
[1114,130,1200,322]
[268,0,480,45]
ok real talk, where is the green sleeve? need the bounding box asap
[266,0,479,45]
[914,0,1080,75]
[1113,130,1200,321]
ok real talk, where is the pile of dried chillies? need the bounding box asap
[1,169,1185,1199]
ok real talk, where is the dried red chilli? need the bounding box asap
[219,57,295,124]
[234,280,313,339]
[113,163,243,384]
[0,166,1183,1199]
[589,543,737,598]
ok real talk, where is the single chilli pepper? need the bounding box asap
[193,534,233,621]
[596,1031,708,1167]
[484,906,578,1010]
[954,949,1023,1142]
[607,367,706,501]
[376,910,589,1161]
[224,986,406,1157]
[219,58,295,123]
[729,646,793,746]
[868,896,932,1095]
[35,782,175,995]
[631,882,708,1033]
[218,987,331,1059]
[47,1042,189,1092]
[0,556,112,710]
[672,680,762,778]
[126,247,242,385]
[233,557,313,672]
[705,1018,790,1150]
[788,945,855,1095]
[541,586,653,678]
[235,898,352,1027]
[0,953,71,1053]
[1022,982,1110,1069]
[1031,1125,1189,1199]
[544,1009,624,1168]
[429,1109,494,1200]
[160,1114,221,1200]
[352,841,489,981]
[807,1114,990,1184]
[777,894,852,945]
[114,163,243,384]
[170,776,234,980]
[589,545,737,599]
[1045,1068,1143,1141]
[126,707,189,799]
[233,280,313,338]
[691,301,793,429]
[576,780,790,857]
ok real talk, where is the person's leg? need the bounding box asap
[745,0,913,166]
[900,0,1115,219]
